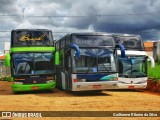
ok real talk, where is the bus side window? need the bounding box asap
[66,35,71,46]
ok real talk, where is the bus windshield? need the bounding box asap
[12,30,53,46]
[118,57,147,78]
[116,36,144,50]
[72,35,115,47]
[12,53,54,76]
[71,48,117,73]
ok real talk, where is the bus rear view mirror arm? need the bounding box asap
[5,52,10,67]
[148,56,155,68]
[116,43,126,58]
[69,44,81,59]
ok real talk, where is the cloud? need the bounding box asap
[0,0,19,14]
[61,0,160,40]
[1,0,160,53]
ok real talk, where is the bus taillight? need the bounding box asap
[14,82,23,84]
[73,79,77,82]
[73,79,86,82]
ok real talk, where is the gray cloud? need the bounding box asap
[0,0,18,14]
[1,0,160,53]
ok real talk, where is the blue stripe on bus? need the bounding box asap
[77,74,108,80]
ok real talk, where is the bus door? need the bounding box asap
[64,51,72,90]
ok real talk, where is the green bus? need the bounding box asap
[5,29,59,92]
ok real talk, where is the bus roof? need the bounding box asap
[112,33,144,50]
[112,33,141,38]
[66,32,114,36]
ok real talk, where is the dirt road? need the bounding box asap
[0,81,159,120]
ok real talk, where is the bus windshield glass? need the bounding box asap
[12,30,53,46]
[72,35,115,47]
[118,56,147,78]
[12,53,54,76]
[116,36,144,50]
[71,48,117,73]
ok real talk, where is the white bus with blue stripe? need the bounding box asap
[55,32,125,91]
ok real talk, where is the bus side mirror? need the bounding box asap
[148,56,155,68]
[55,52,60,65]
[5,53,10,67]
[69,44,80,59]
[145,56,148,59]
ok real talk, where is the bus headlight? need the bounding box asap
[14,82,23,84]
[110,77,118,81]
[46,80,54,83]
[73,79,86,82]
[118,81,125,83]
[139,80,147,84]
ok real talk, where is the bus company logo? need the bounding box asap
[20,34,46,41]
[2,112,12,118]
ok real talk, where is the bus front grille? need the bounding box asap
[23,77,46,84]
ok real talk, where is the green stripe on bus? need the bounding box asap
[11,47,55,52]
[55,52,60,65]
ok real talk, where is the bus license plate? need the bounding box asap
[93,85,101,89]
[128,86,134,89]
[32,86,39,90]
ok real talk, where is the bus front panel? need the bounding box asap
[11,52,56,92]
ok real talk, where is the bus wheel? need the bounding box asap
[12,91,18,94]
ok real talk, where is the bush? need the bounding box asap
[148,62,160,80]
[0,76,12,82]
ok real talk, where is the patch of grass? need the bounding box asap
[148,62,160,80]
[0,76,12,82]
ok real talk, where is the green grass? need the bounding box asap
[148,62,160,80]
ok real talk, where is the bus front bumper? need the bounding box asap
[117,77,148,89]
[12,82,56,92]
[72,81,118,91]
[118,83,147,89]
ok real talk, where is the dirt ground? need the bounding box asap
[0,81,159,120]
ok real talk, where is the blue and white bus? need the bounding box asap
[55,32,125,91]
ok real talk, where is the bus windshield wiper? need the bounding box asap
[43,40,50,46]
[86,58,96,74]
[99,63,110,72]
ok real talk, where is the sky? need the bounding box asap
[0,0,160,54]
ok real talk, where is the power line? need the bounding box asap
[0,30,160,34]
[0,12,160,18]
[0,41,10,42]
[0,36,11,38]
[0,31,10,32]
